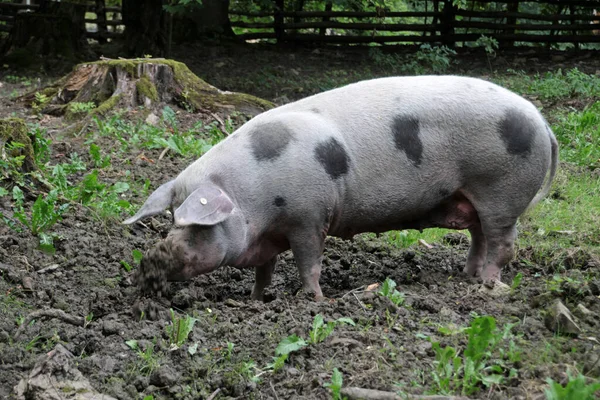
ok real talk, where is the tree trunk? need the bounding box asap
[17,59,274,120]
[171,0,234,44]
[1,1,91,68]
[121,0,168,57]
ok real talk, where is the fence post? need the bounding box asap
[441,0,455,48]
[274,0,284,44]
[320,1,332,36]
[501,1,519,49]
[95,0,107,44]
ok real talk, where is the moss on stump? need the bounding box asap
[17,58,274,119]
[0,118,37,174]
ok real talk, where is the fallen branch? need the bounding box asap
[14,309,85,340]
[341,387,469,400]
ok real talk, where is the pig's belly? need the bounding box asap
[329,191,479,239]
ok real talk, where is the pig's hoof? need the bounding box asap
[462,264,482,277]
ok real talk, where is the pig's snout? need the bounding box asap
[134,240,184,295]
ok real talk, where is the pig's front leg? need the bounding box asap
[289,229,326,301]
[251,257,277,301]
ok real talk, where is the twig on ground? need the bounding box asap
[206,388,221,400]
[353,292,367,311]
[14,309,85,340]
[158,147,170,161]
[269,381,279,400]
[341,387,469,400]
[341,285,366,299]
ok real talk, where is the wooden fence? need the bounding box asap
[2,1,600,48]
[0,1,124,41]
[230,0,600,48]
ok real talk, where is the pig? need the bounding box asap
[123,75,558,301]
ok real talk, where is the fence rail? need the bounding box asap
[0,1,123,40]
[231,0,600,48]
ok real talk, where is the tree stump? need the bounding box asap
[17,58,274,119]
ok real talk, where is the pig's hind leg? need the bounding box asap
[287,228,327,300]
[464,223,487,277]
[251,257,278,301]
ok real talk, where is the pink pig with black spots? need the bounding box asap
[123,76,558,301]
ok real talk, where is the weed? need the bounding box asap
[378,278,405,307]
[89,143,111,168]
[475,35,499,73]
[68,101,96,115]
[125,339,160,375]
[11,188,68,253]
[309,314,355,344]
[165,309,197,348]
[324,368,346,400]
[275,334,307,356]
[430,316,517,396]
[510,272,523,293]
[545,372,600,400]
[121,249,143,272]
[31,92,50,115]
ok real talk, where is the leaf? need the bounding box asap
[112,182,130,194]
[275,334,308,356]
[188,342,198,355]
[125,339,138,350]
[132,249,144,265]
[38,233,55,254]
[481,374,503,387]
[0,187,9,197]
[336,317,356,326]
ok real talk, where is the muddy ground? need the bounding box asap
[1,43,600,400]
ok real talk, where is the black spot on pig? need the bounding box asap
[311,108,321,114]
[499,109,533,156]
[273,196,286,207]
[314,137,350,180]
[438,188,450,198]
[250,121,294,161]
[392,116,423,166]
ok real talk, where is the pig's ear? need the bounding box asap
[174,185,234,226]
[122,180,176,225]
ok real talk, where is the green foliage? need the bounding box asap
[430,316,517,396]
[12,189,68,253]
[324,368,346,400]
[275,334,308,356]
[91,107,222,158]
[165,309,198,348]
[125,339,160,375]
[68,101,96,115]
[510,272,523,293]
[475,35,499,56]
[378,277,405,307]
[89,143,111,168]
[545,373,600,400]
[30,125,52,166]
[368,44,456,75]
[121,249,144,272]
[31,92,50,115]
[163,0,203,15]
[501,68,600,101]
[309,314,355,344]
[552,102,600,169]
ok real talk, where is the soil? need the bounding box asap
[1,43,600,400]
